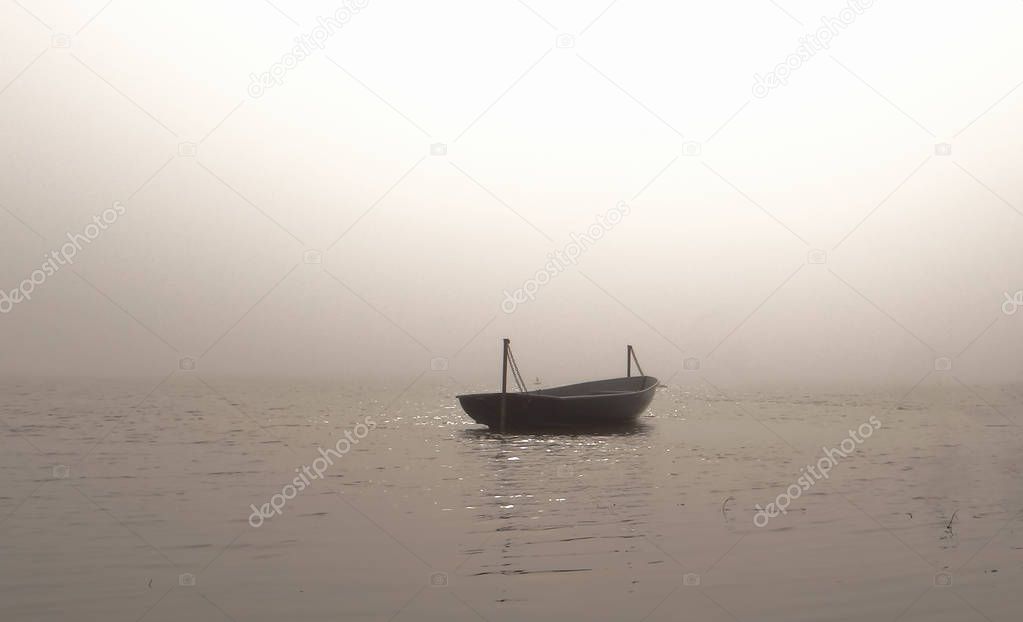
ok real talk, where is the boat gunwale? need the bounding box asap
[456,375,658,401]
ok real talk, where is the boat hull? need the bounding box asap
[457,376,657,430]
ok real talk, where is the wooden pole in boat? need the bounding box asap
[500,338,509,433]
[627,344,633,377]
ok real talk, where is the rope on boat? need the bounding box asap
[631,347,645,376]
[507,344,528,392]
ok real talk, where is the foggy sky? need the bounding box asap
[1,0,1021,386]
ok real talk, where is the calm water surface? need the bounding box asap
[2,377,1021,621]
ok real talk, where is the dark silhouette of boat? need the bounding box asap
[457,340,657,431]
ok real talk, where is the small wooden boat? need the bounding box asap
[457,340,657,431]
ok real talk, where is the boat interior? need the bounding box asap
[530,375,657,397]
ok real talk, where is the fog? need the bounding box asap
[1,0,1021,386]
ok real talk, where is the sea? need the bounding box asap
[2,376,1021,621]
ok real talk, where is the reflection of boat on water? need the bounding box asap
[457,339,657,432]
